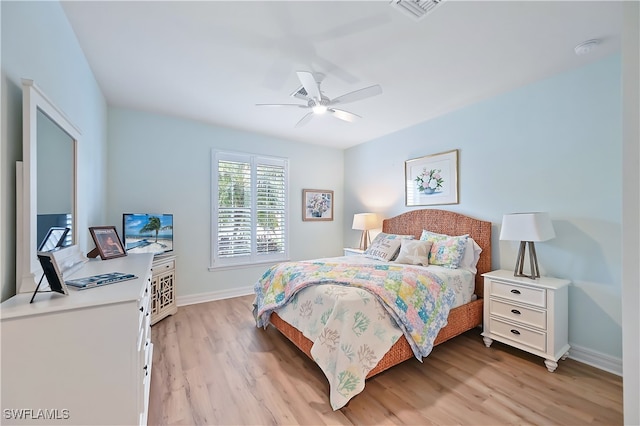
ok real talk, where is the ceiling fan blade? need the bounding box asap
[295,112,315,128]
[330,85,383,106]
[256,103,309,108]
[328,108,361,123]
[296,71,322,100]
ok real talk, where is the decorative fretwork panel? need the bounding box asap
[158,273,174,311]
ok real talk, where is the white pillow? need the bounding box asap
[458,237,483,274]
[364,233,414,262]
[394,239,432,266]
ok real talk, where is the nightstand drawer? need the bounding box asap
[490,299,547,329]
[489,317,546,352]
[490,281,546,307]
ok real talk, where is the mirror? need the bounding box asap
[37,109,74,248]
[17,79,80,294]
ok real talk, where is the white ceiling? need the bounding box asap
[60,1,623,149]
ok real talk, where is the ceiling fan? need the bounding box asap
[256,71,382,128]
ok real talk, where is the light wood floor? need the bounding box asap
[148,295,623,425]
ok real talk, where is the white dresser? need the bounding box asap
[481,269,571,372]
[1,253,153,425]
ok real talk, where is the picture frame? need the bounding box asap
[89,226,127,260]
[38,226,70,252]
[405,149,459,206]
[302,189,334,221]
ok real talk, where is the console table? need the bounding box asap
[0,253,153,425]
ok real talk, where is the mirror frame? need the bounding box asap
[17,79,80,294]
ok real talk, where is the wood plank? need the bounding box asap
[149,295,623,425]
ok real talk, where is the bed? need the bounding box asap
[254,209,492,408]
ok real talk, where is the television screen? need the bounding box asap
[123,213,173,256]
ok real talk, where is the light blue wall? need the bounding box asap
[1,1,108,301]
[0,0,624,364]
[106,108,344,298]
[344,54,623,359]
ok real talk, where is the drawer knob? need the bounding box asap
[510,329,521,335]
[139,307,144,312]
[510,289,521,295]
[511,309,521,315]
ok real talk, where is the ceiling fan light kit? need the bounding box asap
[257,71,382,128]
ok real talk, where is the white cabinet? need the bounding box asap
[343,248,365,256]
[150,255,177,325]
[481,269,570,372]
[1,254,153,425]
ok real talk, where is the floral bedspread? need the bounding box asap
[253,260,456,409]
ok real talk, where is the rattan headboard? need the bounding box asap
[382,209,492,296]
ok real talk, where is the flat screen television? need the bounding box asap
[122,213,173,256]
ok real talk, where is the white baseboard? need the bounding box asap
[568,343,622,376]
[176,285,254,307]
[177,290,623,377]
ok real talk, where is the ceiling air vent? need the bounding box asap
[390,0,446,21]
[290,86,309,101]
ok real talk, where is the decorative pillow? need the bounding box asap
[419,230,469,269]
[364,233,414,262]
[458,238,482,274]
[394,239,432,266]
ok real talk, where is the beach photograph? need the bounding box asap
[123,214,173,255]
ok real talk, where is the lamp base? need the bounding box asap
[513,241,541,279]
[358,230,371,251]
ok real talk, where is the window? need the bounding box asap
[211,151,288,268]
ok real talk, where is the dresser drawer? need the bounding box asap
[490,280,546,307]
[490,299,547,329]
[152,259,175,273]
[489,317,546,352]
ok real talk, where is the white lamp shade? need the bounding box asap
[352,213,378,231]
[499,212,556,242]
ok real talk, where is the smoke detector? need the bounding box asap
[574,39,600,56]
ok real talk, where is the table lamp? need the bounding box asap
[499,212,556,279]
[352,213,378,251]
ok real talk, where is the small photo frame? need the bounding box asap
[36,252,69,296]
[89,226,127,260]
[303,189,334,221]
[38,227,70,252]
[405,149,459,206]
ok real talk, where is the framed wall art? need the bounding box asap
[302,189,334,221]
[405,149,459,206]
[89,226,127,260]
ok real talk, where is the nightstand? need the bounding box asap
[343,248,365,256]
[481,270,570,372]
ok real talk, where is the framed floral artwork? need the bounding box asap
[302,189,334,221]
[405,149,459,206]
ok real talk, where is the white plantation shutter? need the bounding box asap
[256,162,286,256]
[212,151,288,268]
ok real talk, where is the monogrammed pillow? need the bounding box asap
[364,232,414,262]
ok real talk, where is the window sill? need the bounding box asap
[208,258,290,272]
